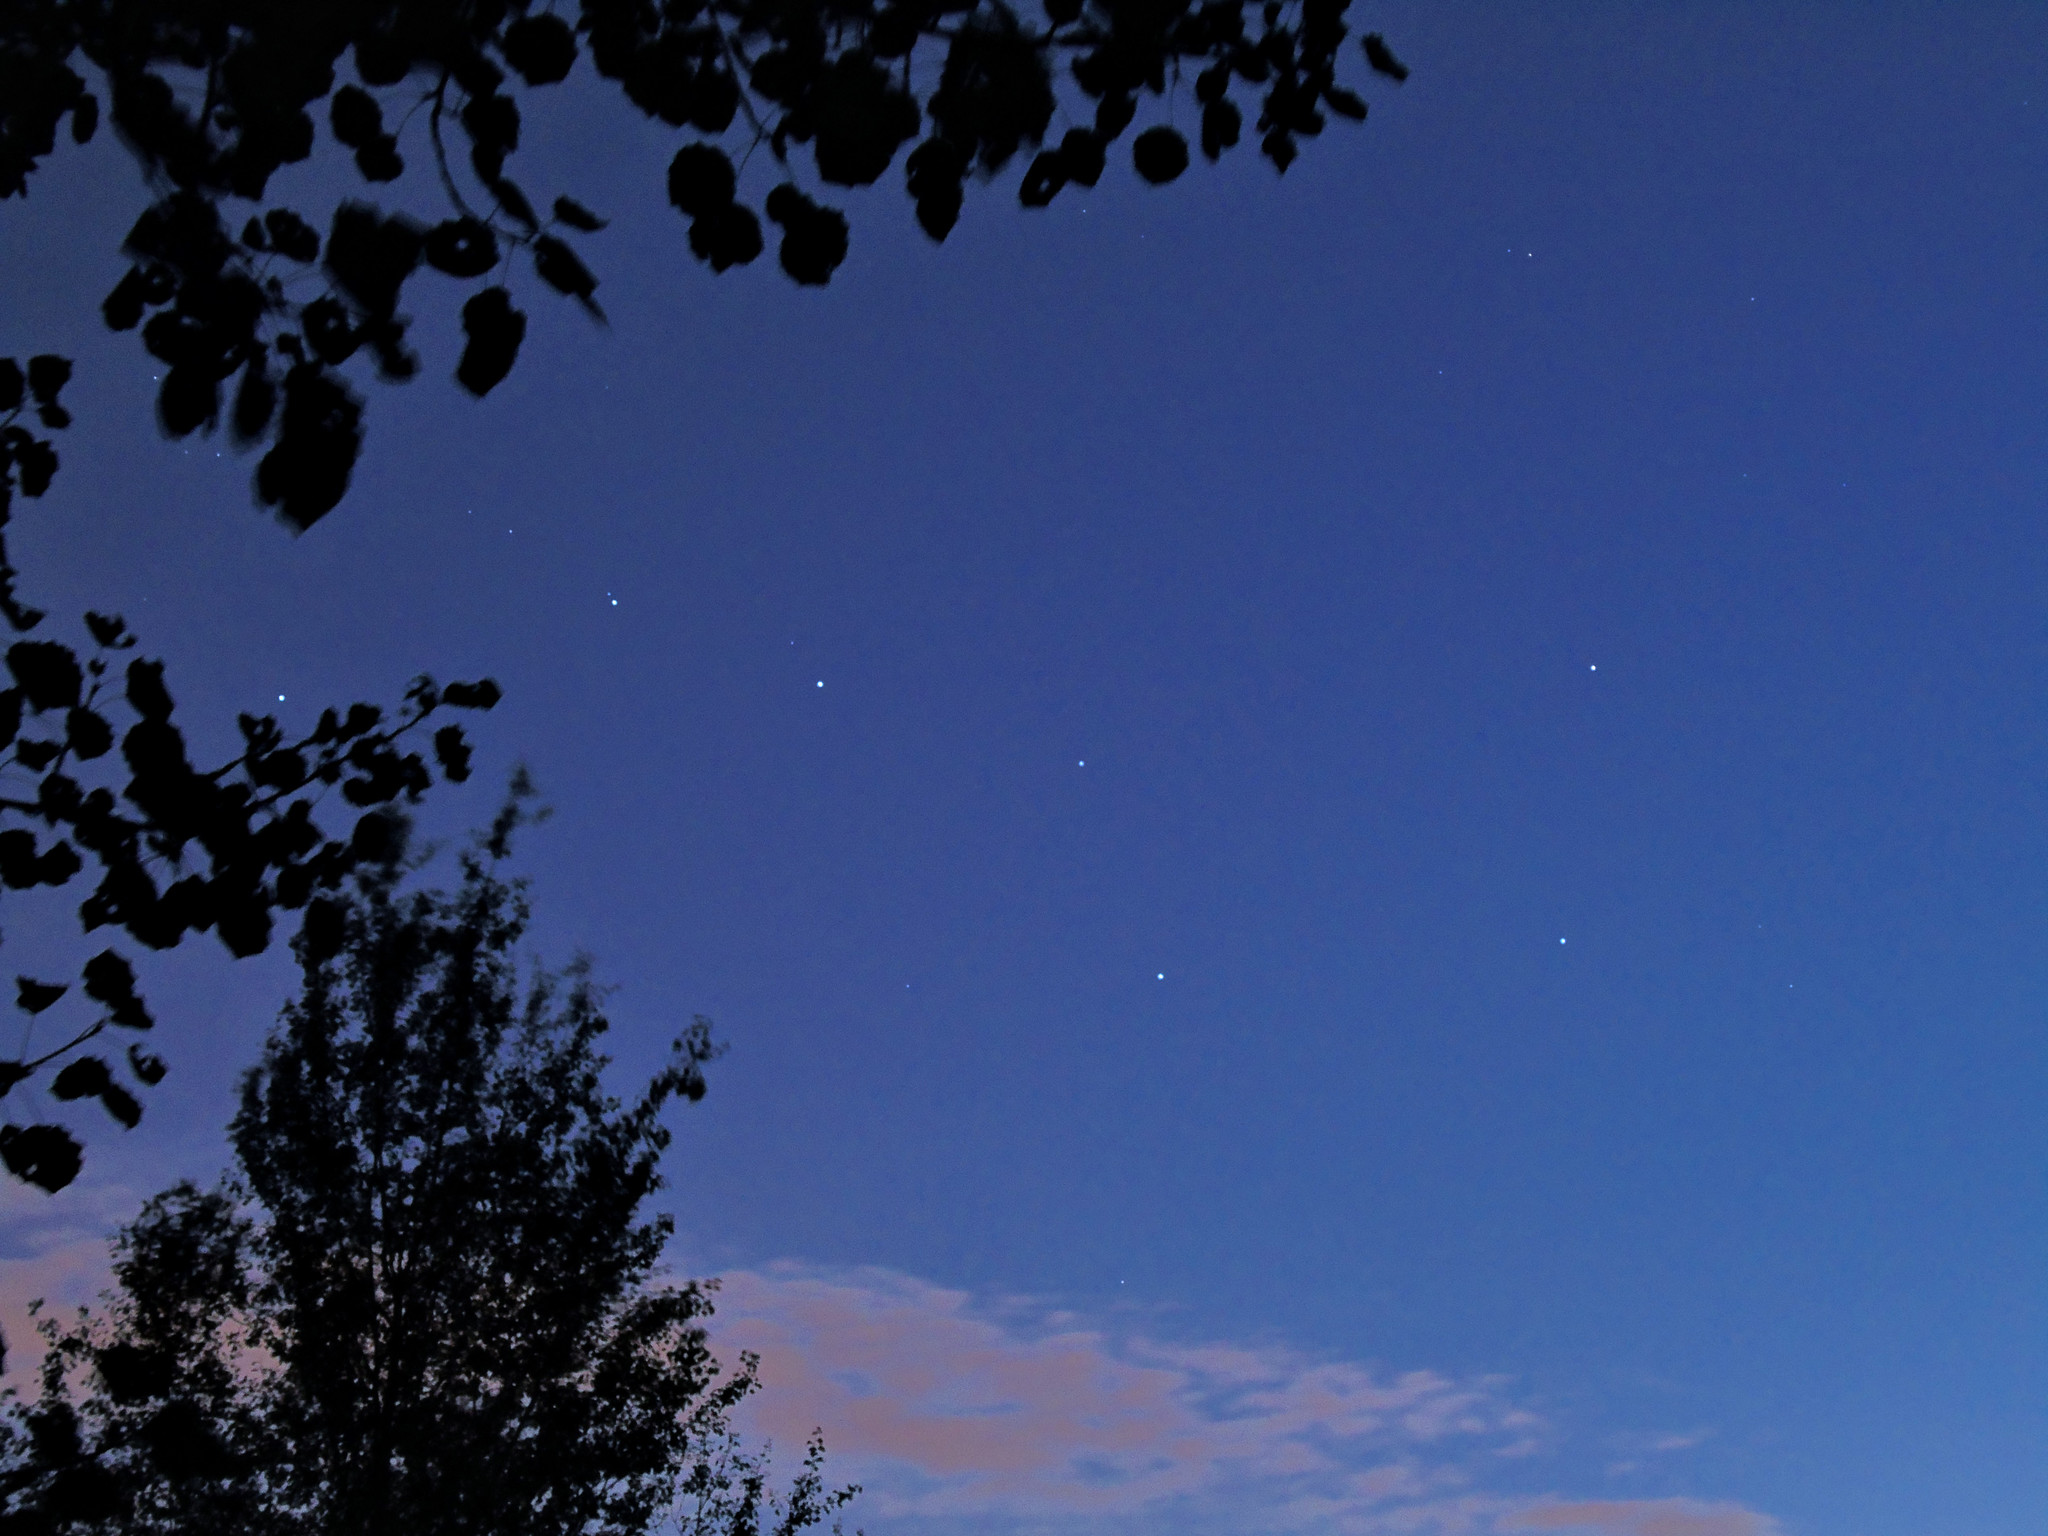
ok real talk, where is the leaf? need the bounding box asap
[1018,150,1066,207]
[233,355,277,443]
[8,640,82,711]
[553,196,607,231]
[441,678,502,709]
[1132,126,1189,184]
[810,55,922,188]
[667,144,737,219]
[83,949,153,1030]
[488,176,539,228]
[264,208,322,262]
[84,612,129,648]
[72,93,98,145]
[126,1044,166,1085]
[126,658,174,720]
[503,14,580,85]
[425,217,500,278]
[157,366,219,437]
[0,1123,82,1192]
[355,137,405,182]
[52,1056,112,1101]
[1201,99,1242,160]
[15,977,67,1014]
[688,203,763,273]
[0,360,21,412]
[255,364,364,531]
[1362,33,1410,82]
[905,138,966,242]
[533,236,604,317]
[66,706,113,759]
[456,288,526,398]
[764,186,850,286]
[1059,128,1105,187]
[432,724,472,782]
[1324,85,1368,121]
[323,203,425,318]
[329,86,384,149]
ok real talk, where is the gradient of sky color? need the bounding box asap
[1,5,2043,1535]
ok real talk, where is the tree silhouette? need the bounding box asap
[0,793,856,1536]
[0,363,501,1193]
[1,0,1407,527]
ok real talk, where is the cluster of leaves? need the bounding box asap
[0,815,857,1536]
[0,0,1405,527]
[0,356,502,1195]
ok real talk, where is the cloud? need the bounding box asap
[701,1264,1780,1536]
[1504,1500,1783,1536]
[0,1178,138,1381]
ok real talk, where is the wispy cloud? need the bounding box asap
[703,1263,1779,1536]
[1504,1501,1781,1536]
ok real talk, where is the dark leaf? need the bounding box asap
[905,137,966,242]
[52,1056,112,1101]
[441,678,502,709]
[72,93,99,145]
[15,438,59,496]
[157,366,219,437]
[1132,126,1190,184]
[233,356,277,443]
[126,658,173,720]
[98,1082,143,1129]
[764,186,851,285]
[83,949,153,1030]
[1362,33,1410,81]
[29,356,74,409]
[0,1061,28,1095]
[488,176,539,228]
[456,288,526,398]
[1019,150,1066,207]
[302,297,360,364]
[553,196,607,231]
[688,203,764,273]
[9,640,82,711]
[1261,126,1298,171]
[1095,92,1137,141]
[667,144,737,218]
[330,86,384,149]
[0,359,21,412]
[324,204,425,318]
[256,365,364,531]
[127,1044,166,1085]
[1059,128,1105,187]
[433,724,472,782]
[425,217,500,278]
[84,613,128,648]
[15,977,67,1014]
[533,236,604,317]
[811,55,922,188]
[1324,84,1368,120]
[66,706,113,759]
[264,208,322,262]
[503,15,579,85]
[1201,98,1242,160]
[355,137,405,182]
[0,1123,82,1191]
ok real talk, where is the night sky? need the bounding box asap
[2,5,2043,1535]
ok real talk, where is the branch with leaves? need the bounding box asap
[1,0,1407,527]
[0,359,500,1193]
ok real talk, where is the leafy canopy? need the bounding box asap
[2,0,1407,527]
[0,800,856,1536]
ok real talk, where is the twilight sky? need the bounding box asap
[2,4,2043,1535]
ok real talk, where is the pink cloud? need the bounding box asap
[1503,1500,1784,1536]
[701,1263,1782,1536]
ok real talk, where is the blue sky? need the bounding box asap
[1,4,2043,1534]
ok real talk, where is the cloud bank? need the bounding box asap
[706,1263,1782,1536]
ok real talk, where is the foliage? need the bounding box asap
[0,0,1407,526]
[0,361,500,1193]
[0,805,856,1536]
